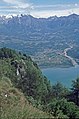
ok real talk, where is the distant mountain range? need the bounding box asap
[0,14,79,67]
[0,14,79,37]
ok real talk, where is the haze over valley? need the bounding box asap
[0,14,79,68]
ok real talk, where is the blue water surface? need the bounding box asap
[42,66,79,88]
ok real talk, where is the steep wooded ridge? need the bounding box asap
[0,48,79,119]
[0,14,79,67]
[0,47,53,119]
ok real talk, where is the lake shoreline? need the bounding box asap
[40,46,78,70]
[40,65,74,70]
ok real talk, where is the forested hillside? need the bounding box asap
[0,48,79,119]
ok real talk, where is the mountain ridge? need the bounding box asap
[0,13,79,67]
[0,13,79,19]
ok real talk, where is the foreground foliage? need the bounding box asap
[0,48,79,119]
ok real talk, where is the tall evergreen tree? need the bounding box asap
[71,78,79,106]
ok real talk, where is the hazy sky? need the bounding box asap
[0,0,79,17]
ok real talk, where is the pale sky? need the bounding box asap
[0,0,79,17]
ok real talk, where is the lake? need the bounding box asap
[42,66,79,88]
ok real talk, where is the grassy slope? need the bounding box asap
[0,77,53,119]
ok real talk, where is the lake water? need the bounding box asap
[42,66,79,88]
